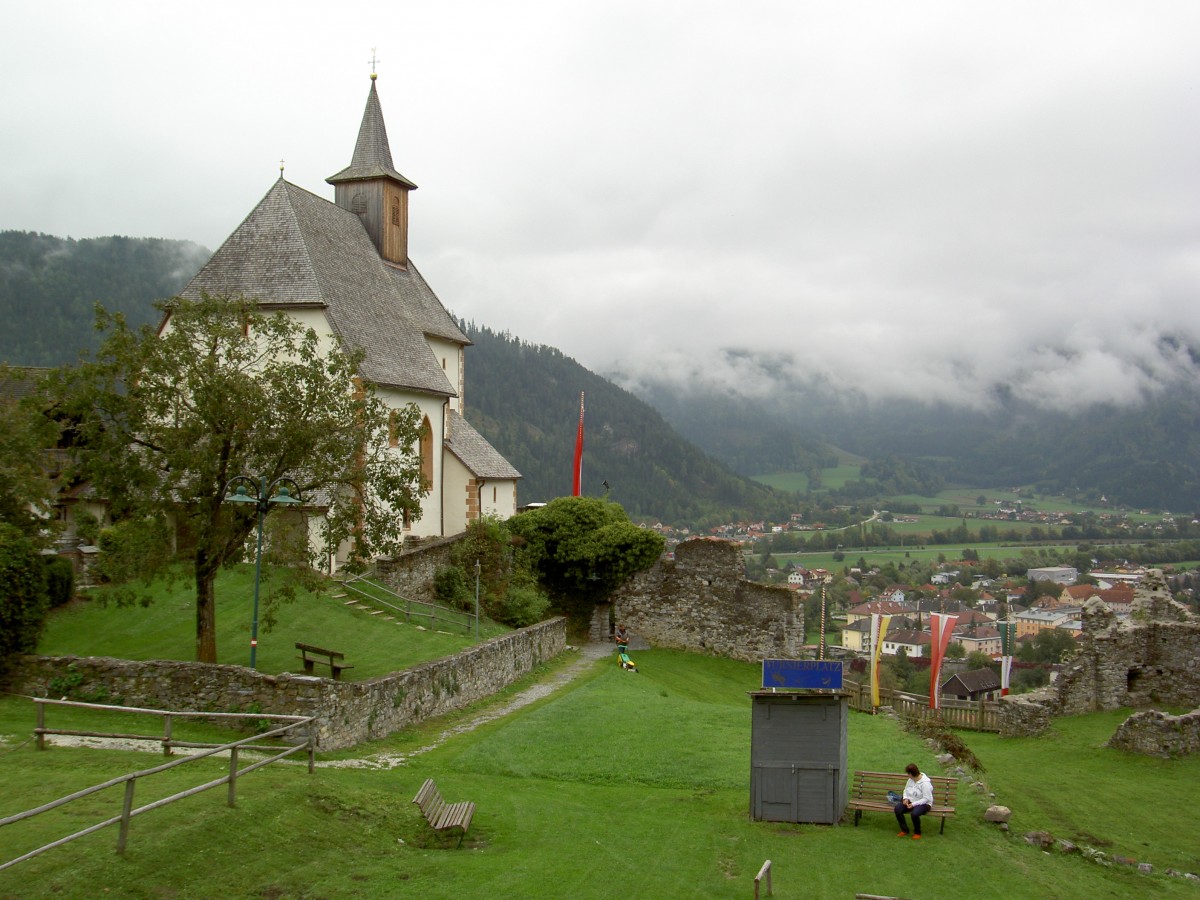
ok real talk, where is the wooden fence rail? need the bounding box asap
[842,678,1000,732]
[1,699,315,872]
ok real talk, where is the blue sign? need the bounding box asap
[762,659,843,690]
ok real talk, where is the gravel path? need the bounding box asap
[30,642,616,769]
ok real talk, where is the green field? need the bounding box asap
[2,649,1197,898]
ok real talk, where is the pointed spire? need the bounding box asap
[327,76,417,189]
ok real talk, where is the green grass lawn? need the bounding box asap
[36,564,510,679]
[2,649,1196,898]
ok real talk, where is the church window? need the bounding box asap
[391,198,401,226]
[388,409,400,448]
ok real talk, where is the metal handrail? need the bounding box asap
[339,575,475,634]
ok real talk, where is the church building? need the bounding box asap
[177,74,520,553]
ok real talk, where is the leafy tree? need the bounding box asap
[889,647,914,685]
[0,371,60,546]
[50,294,426,663]
[945,641,966,660]
[0,522,50,674]
[508,496,664,619]
[965,650,999,672]
[1017,629,1077,664]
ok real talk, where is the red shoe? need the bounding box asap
[912,834,922,840]
[897,831,909,837]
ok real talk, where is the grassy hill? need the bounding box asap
[37,565,508,678]
[1,646,1196,897]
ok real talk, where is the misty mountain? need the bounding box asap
[624,358,1200,512]
[460,325,798,525]
[5,228,1196,514]
[0,231,210,366]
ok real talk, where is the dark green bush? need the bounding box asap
[0,522,51,673]
[496,583,550,628]
[43,555,75,607]
[433,565,471,609]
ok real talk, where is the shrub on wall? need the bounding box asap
[433,565,471,609]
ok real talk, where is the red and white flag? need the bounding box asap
[928,613,959,710]
[571,392,585,497]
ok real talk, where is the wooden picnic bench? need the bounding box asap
[295,642,355,680]
[847,770,958,834]
[412,778,475,846]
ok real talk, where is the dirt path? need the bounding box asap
[30,642,616,768]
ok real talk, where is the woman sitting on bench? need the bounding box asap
[894,762,934,840]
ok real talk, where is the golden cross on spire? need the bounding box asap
[279,158,285,175]
[369,48,379,78]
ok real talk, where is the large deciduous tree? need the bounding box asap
[507,496,664,618]
[0,369,60,547]
[51,294,425,663]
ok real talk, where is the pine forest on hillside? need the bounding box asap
[0,231,209,367]
[460,324,797,525]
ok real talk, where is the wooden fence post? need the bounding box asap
[227,747,239,807]
[163,715,173,756]
[117,779,136,855]
[35,702,45,751]
[754,859,772,899]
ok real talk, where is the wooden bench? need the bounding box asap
[295,642,355,680]
[847,770,958,834]
[412,778,475,846]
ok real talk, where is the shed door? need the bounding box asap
[752,763,837,823]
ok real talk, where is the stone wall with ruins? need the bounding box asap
[999,570,1200,741]
[8,617,566,751]
[609,537,803,663]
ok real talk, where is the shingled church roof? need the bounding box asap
[326,76,417,189]
[179,177,467,396]
[445,410,522,479]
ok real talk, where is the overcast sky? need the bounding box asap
[4,1,1199,410]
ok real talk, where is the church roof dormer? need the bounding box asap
[326,75,417,190]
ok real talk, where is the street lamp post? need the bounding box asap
[473,559,481,640]
[223,475,302,669]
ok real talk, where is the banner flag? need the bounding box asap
[870,613,892,707]
[928,613,959,710]
[999,620,1017,695]
[571,392,585,496]
[1000,655,1013,696]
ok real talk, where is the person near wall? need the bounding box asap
[614,623,629,653]
[894,762,934,839]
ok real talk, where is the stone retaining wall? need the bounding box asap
[373,534,465,602]
[610,537,803,663]
[1107,708,1200,758]
[8,617,566,750]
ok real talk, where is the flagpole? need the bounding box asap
[572,391,585,497]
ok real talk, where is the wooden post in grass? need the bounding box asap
[227,747,239,807]
[754,859,772,898]
[117,779,136,854]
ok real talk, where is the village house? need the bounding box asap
[953,625,1002,657]
[881,629,931,658]
[940,667,1002,701]
[1015,606,1083,639]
